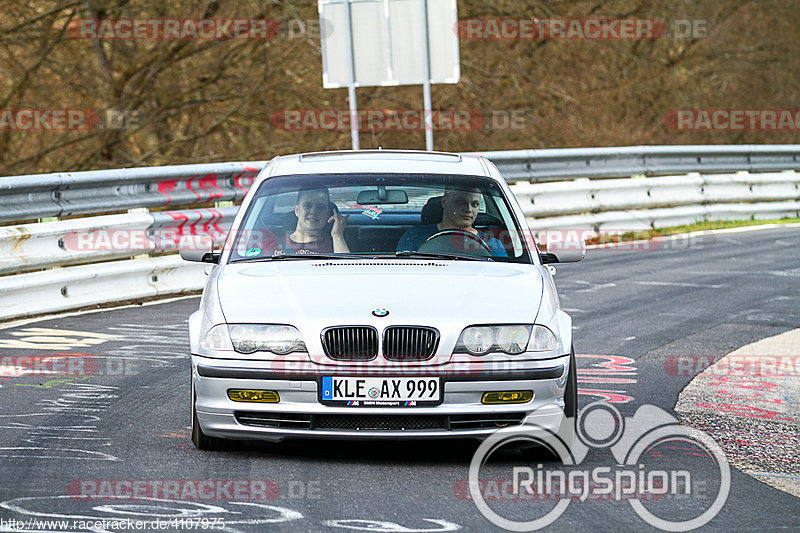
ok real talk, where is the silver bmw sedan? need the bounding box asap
[181,150,583,450]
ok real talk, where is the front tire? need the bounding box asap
[520,347,578,461]
[563,346,578,435]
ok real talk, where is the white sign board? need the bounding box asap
[319,0,460,88]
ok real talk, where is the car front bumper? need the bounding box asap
[192,353,572,442]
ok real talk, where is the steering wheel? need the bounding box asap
[419,229,492,256]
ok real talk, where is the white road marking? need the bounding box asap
[573,281,617,293]
[0,385,117,458]
[634,280,724,289]
[322,519,461,532]
[0,447,118,461]
[0,328,121,350]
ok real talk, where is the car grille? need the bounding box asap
[315,414,447,431]
[322,326,378,360]
[383,326,439,361]
[235,412,527,432]
[234,412,312,429]
[449,413,526,430]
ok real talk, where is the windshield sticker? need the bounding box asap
[361,206,383,220]
[244,247,262,257]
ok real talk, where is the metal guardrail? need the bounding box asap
[476,144,800,182]
[0,162,263,223]
[0,207,238,276]
[1,145,799,321]
[0,255,205,320]
[509,171,800,230]
[2,145,798,224]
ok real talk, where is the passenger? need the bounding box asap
[247,187,350,256]
[288,187,350,253]
[397,187,507,257]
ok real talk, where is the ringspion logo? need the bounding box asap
[469,402,730,531]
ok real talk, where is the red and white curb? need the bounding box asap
[675,329,800,497]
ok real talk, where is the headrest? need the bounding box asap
[421,196,444,224]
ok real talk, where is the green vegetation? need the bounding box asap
[586,217,800,245]
[1,1,798,175]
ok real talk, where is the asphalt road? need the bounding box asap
[0,226,798,532]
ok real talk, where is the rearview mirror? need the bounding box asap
[356,188,408,205]
[179,235,219,263]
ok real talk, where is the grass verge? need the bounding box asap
[585,217,800,245]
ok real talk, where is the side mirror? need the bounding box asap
[179,235,219,263]
[541,241,586,264]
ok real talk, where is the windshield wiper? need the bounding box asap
[234,251,493,262]
[233,252,379,262]
[394,250,492,261]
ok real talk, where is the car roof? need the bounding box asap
[266,149,492,178]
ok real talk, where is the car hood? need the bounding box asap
[217,260,544,327]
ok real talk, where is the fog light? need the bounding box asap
[481,390,533,404]
[227,389,280,403]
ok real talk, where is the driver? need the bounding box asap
[396,187,507,257]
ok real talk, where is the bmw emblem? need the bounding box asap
[372,308,389,317]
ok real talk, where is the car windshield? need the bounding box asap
[228,173,534,263]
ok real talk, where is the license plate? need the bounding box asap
[320,376,441,407]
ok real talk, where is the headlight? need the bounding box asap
[228,324,306,355]
[200,324,234,351]
[529,325,558,352]
[461,326,495,355]
[456,325,535,355]
[496,325,532,354]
